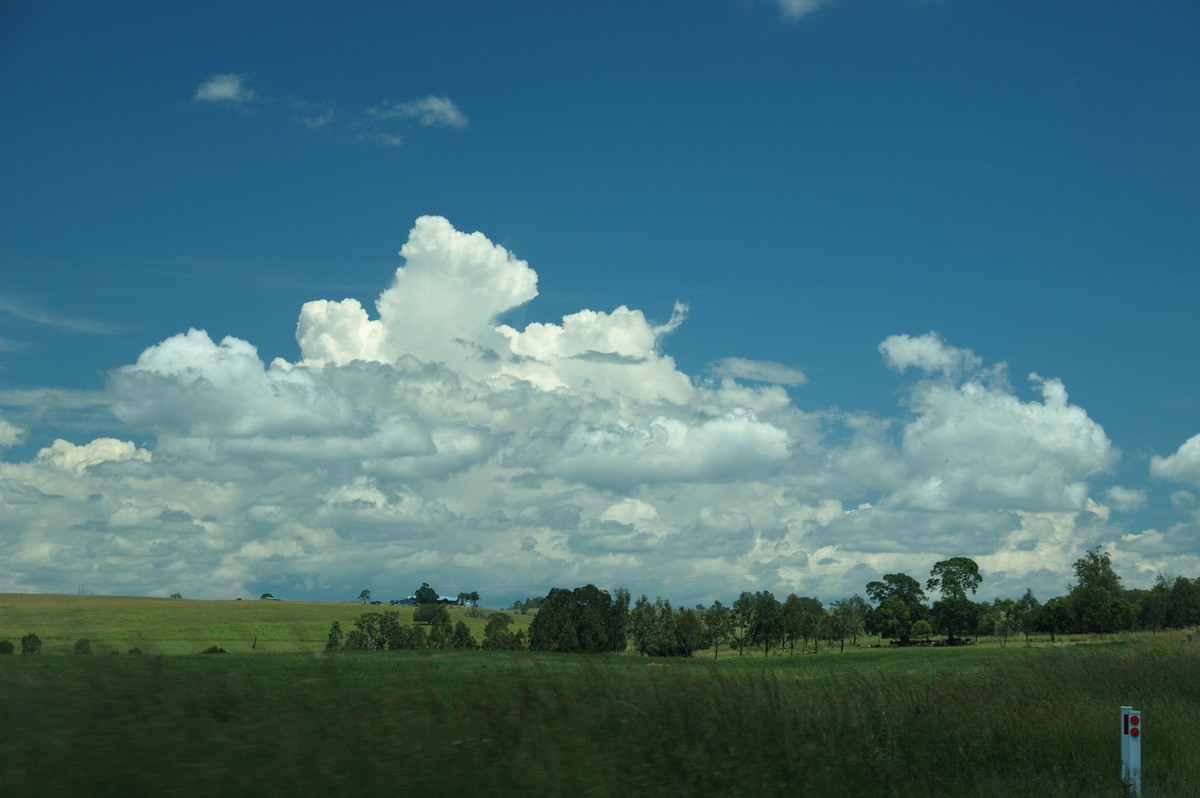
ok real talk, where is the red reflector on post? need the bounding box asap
[1130,727,1140,738]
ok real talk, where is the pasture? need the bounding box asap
[2,595,1198,796]
[0,592,525,655]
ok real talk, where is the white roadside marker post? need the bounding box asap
[1121,705,1142,796]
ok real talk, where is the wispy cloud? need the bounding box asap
[776,0,836,21]
[192,76,468,148]
[710,357,808,386]
[193,73,257,104]
[368,96,469,128]
[0,294,123,335]
[301,108,335,129]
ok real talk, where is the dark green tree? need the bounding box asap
[798,597,826,652]
[703,600,734,659]
[748,591,782,656]
[429,617,453,648]
[21,633,41,655]
[357,589,371,604]
[528,585,626,654]
[871,595,912,642]
[73,638,93,655]
[1034,595,1072,641]
[414,582,439,604]
[826,596,867,652]
[674,609,705,657]
[1013,589,1042,643]
[1167,576,1200,627]
[611,587,631,647]
[0,640,13,655]
[731,591,754,656]
[843,594,870,645]
[649,598,678,656]
[866,573,927,611]
[989,597,1016,646]
[1068,547,1132,633]
[449,620,476,649]
[865,573,927,640]
[628,594,656,656]
[926,557,982,598]
[482,615,524,650]
[325,620,344,651]
[780,594,805,654]
[927,557,982,641]
[930,594,980,642]
[414,603,451,627]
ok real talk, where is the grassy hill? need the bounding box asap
[0,593,530,655]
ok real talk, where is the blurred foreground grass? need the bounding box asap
[3,635,1198,797]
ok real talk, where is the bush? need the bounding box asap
[20,633,41,655]
[74,638,93,655]
[413,603,450,626]
[200,645,226,654]
[325,620,344,651]
[0,640,13,655]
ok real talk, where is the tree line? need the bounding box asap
[315,548,1200,658]
[9,549,1197,657]
[509,547,1200,657]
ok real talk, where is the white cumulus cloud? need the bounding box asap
[1151,433,1200,487]
[880,331,983,377]
[1103,485,1148,513]
[0,216,1162,606]
[886,371,1116,512]
[0,418,25,449]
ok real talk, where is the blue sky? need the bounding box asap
[2,1,1199,606]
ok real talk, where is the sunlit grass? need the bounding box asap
[0,593,526,654]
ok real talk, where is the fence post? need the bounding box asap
[1121,705,1142,796]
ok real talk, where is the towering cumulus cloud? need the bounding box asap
[0,217,1159,603]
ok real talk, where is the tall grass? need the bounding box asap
[3,636,1198,796]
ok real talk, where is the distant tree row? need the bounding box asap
[506,548,1200,658]
[861,547,1200,645]
[325,607,525,652]
[0,635,106,655]
[509,595,546,614]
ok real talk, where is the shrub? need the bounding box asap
[0,640,13,655]
[201,645,226,654]
[325,620,344,651]
[74,638,93,655]
[20,633,41,655]
[414,603,450,626]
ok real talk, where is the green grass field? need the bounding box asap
[0,593,530,654]
[2,595,1198,796]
